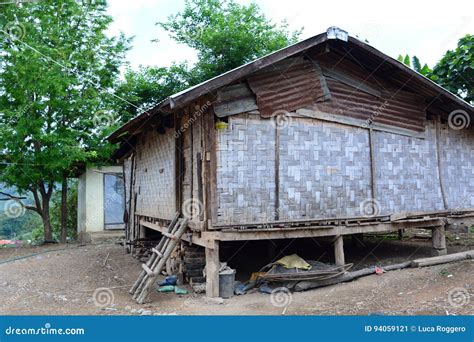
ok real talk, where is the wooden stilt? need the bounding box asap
[432,225,447,256]
[334,235,345,266]
[398,229,405,240]
[205,240,220,298]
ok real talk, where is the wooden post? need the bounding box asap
[334,235,345,266]
[435,116,448,210]
[205,240,220,298]
[432,225,447,256]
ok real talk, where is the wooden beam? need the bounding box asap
[320,65,382,98]
[435,116,448,209]
[334,235,345,266]
[139,219,214,249]
[296,108,427,139]
[274,119,280,221]
[202,219,446,242]
[368,128,377,200]
[205,240,220,298]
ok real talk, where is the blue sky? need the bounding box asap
[106,0,473,70]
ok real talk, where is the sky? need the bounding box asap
[106,0,474,70]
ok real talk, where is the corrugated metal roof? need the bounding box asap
[247,57,330,118]
[108,27,472,144]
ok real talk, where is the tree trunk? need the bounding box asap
[42,202,53,242]
[60,175,68,243]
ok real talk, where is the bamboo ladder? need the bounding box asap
[130,212,188,304]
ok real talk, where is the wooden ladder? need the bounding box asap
[130,212,188,304]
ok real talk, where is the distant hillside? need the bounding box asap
[0,184,41,240]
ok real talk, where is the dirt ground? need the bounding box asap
[0,233,473,316]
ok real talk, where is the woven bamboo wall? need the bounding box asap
[373,121,445,214]
[440,124,474,209]
[135,128,176,219]
[216,114,276,224]
[214,115,474,224]
[279,118,371,219]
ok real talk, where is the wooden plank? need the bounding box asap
[202,219,446,242]
[320,65,382,98]
[213,83,258,117]
[205,240,220,298]
[295,108,427,139]
[206,106,218,227]
[274,120,280,221]
[435,115,448,209]
[310,60,332,101]
[368,128,377,199]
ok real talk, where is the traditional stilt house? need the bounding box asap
[109,27,474,298]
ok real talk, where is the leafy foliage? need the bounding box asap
[0,0,129,240]
[430,34,473,104]
[115,0,302,120]
[115,63,192,122]
[397,54,432,76]
[159,0,302,83]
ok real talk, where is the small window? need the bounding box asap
[104,173,125,229]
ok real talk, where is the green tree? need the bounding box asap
[115,63,192,122]
[0,1,129,241]
[115,0,301,121]
[430,34,473,104]
[159,0,301,83]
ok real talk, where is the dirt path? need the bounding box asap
[0,241,473,315]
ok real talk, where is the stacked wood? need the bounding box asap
[183,244,206,284]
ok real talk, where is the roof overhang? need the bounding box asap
[108,27,473,145]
